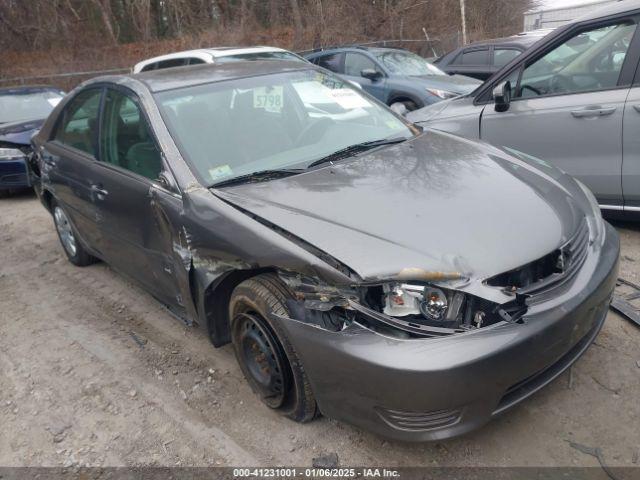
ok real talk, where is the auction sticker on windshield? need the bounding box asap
[253,86,283,113]
[329,88,371,109]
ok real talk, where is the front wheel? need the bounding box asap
[52,201,96,266]
[229,274,318,423]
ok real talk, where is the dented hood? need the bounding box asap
[213,131,586,282]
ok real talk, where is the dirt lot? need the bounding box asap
[1,192,639,468]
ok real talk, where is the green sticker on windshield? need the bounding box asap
[209,164,233,181]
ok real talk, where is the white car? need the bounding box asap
[132,46,306,73]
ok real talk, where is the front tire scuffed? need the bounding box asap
[229,273,318,423]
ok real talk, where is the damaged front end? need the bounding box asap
[277,270,528,339]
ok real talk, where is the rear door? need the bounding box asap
[481,20,639,208]
[342,52,388,102]
[42,88,104,251]
[92,86,183,308]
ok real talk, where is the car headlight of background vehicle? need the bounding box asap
[0,148,26,162]
[576,179,605,245]
[425,87,458,99]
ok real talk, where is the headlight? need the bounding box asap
[383,283,467,325]
[576,180,605,244]
[425,88,458,99]
[0,148,26,162]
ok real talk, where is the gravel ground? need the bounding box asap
[1,192,639,468]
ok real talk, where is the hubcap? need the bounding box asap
[54,206,77,257]
[235,312,289,408]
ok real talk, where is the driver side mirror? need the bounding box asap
[157,171,179,193]
[493,80,511,112]
[361,68,383,81]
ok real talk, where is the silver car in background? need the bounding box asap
[408,0,640,216]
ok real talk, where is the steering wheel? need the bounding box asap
[295,118,333,146]
[549,75,572,93]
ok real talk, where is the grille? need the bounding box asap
[487,218,590,300]
[375,406,462,432]
[519,219,590,299]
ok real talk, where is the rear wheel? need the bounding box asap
[52,200,95,266]
[229,273,317,422]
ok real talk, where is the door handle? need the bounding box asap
[633,105,640,113]
[570,106,616,118]
[90,184,109,198]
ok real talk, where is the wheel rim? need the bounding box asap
[235,312,288,408]
[54,206,77,257]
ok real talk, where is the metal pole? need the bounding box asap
[459,0,467,45]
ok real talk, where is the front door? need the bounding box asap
[92,87,182,308]
[342,52,388,102]
[622,85,640,210]
[481,21,638,207]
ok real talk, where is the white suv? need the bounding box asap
[132,46,306,73]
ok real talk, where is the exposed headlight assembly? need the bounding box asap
[380,282,522,332]
[425,88,458,99]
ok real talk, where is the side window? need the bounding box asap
[517,22,637,98]
[454,49,489,65]
[344,53,377,77]
[140,62,158,72]
[54,88,102,156]
[316,53,344,73]
[156,58,188,70]
[188,57,206,65]
[99,89,162,181]
[493,48,521,67]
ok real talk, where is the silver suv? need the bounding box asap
[408,0,640,216]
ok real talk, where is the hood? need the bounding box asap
[409,74,482,95]
[406,95,477,124]
[214,131,586,283]
[0,117,45,147]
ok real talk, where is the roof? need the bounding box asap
[464,34,543,49]
[129,60,315,93]
[133,46,293,71]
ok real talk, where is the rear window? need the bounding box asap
[453,49,489,66]
[315,53,344,73]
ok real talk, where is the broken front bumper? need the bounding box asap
[279,223,619,441]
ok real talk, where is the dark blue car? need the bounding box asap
[304,46,482,112]
[0,86,65,196]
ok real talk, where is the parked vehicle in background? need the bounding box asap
[133,46,306,72]
[304,46,481,111]
[434,33,546,81]
[31,60,618,441]
[0,86,65,197]
[408,0,640,216]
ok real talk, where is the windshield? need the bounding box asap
[375,51,447,76]
[217,51,305,63]
[0,90,63,123]
[156,69,413,186]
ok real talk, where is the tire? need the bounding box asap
[52,200,96,267]
[229,273,318,423]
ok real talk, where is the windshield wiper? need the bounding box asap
[209,168,305,189]
[306,137,409,170]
